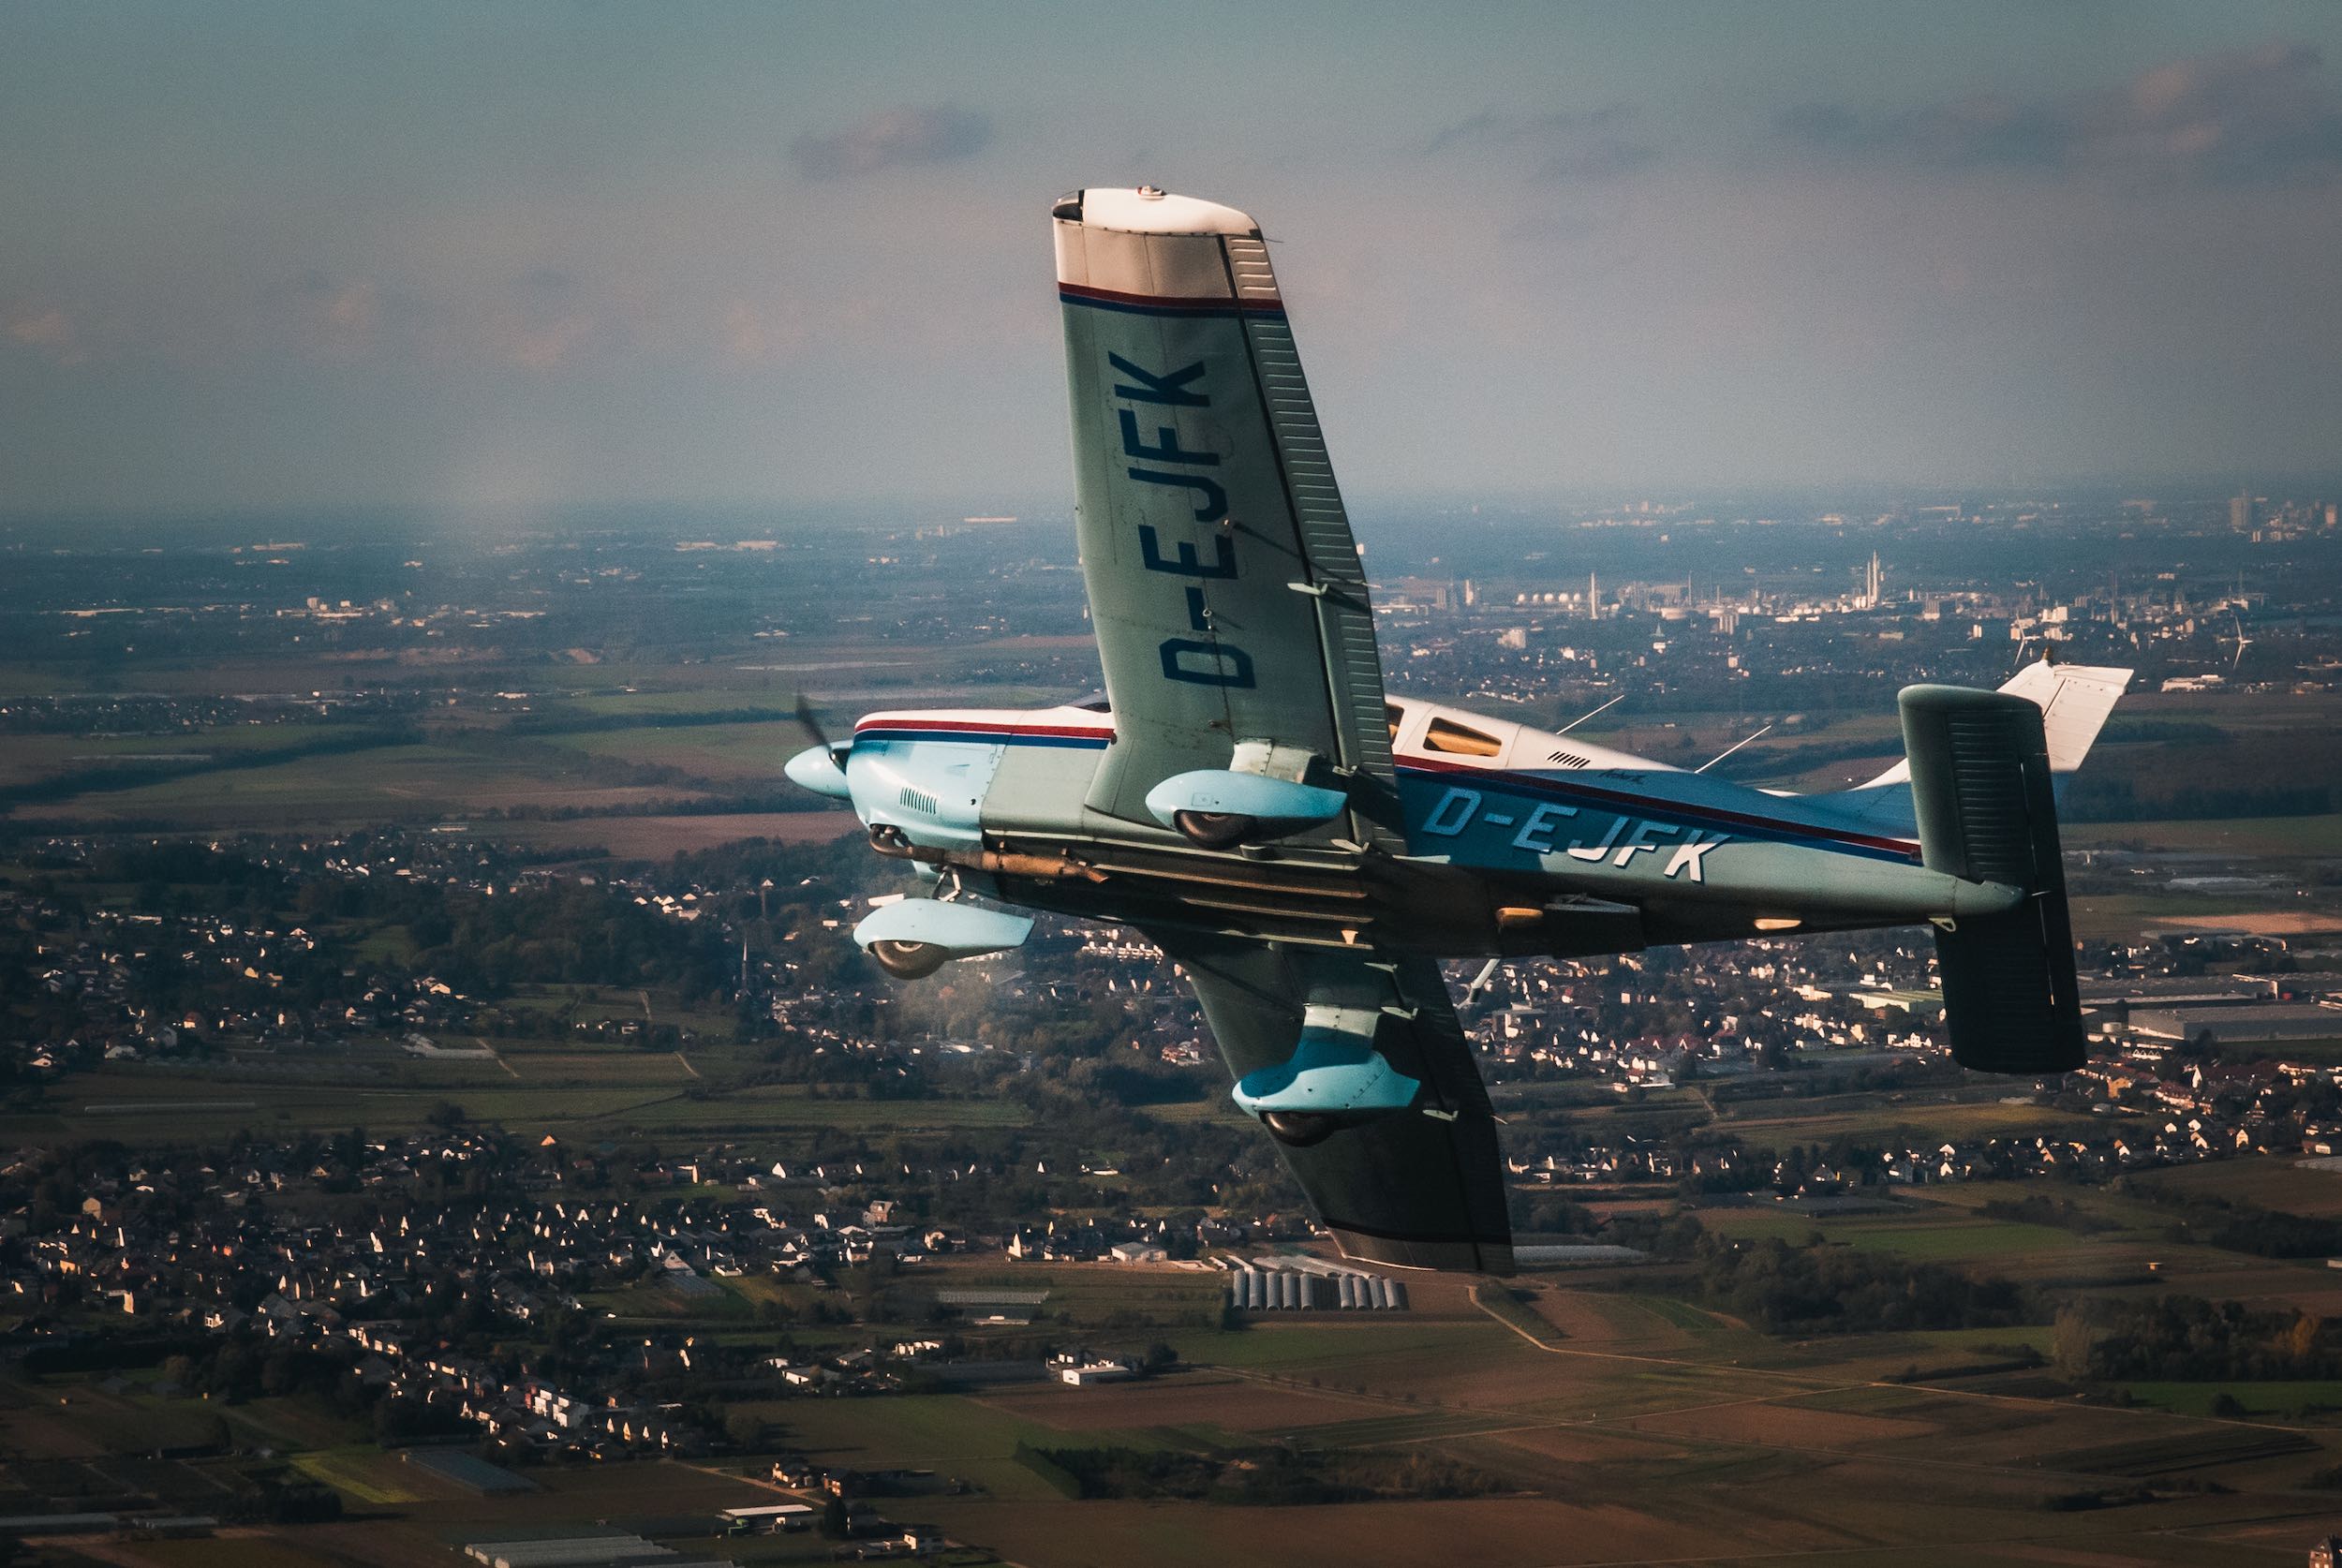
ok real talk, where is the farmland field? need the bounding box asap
[2130,1158,2342,1219]
[696,1287,2342,1568]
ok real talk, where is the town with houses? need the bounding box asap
[4,487,2342,1559]
[8,810,2342,1482]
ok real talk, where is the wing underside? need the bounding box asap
[1153,931,1515,1274]
[1055,189,1401,848]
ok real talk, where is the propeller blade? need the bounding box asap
[792,693,849,760]
[791,692,829,747]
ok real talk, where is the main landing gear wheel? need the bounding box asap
[867,939,948,980]
[1173,809,1255,851]
[1260,1111,1341,1147]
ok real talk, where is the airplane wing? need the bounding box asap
[1054,188,1401,846]
[1153,930,1515,1274]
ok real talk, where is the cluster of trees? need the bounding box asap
[2134,1189,2342,1259]
[1687,1234,2033,1334]
[394,880,735,1000]
[2055,1294,2341,1383]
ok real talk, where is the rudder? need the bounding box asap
[1899,685,2085,1074]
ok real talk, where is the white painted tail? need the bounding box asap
[1830,658,2132,831]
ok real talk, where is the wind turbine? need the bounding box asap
[2226,614,2254,671]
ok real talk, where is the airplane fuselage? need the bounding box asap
[838,701,2018,965]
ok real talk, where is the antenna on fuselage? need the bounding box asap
[1460,957,1501,1012]
[1554,694,1624,735]
[1693,723,1773,775]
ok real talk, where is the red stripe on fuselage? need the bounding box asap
[852,717,1116,743]
[1056,281,1284,314]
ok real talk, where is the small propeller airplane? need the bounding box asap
[786,187,2134,1274]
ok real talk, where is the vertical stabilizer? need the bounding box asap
[1900,685,2084,1074]
[1833,658,2131,831]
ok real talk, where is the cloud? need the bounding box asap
[1777,40,2342,184]
[7,307,87,365]
[279,272,384,357]
[1422,105,1659,182]
[497,312,595,369]
[317,280,378,354]
[719,300,810,367]
[791,104,991,181]
[723,302,769,364]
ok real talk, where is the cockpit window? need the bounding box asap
[1070,691,1112,713]
[1423,717,1503,757]
[1385,703,1404,741]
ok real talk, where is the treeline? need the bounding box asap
[1590,1212,2036,1334]
[505,705,802,736]
[2064,777,2333,821]
[1016,1443,1505,1505]
[2126,1183,2342,1259]
[0,723,422,808]
[470,791,833,821]
[1686,1234,2033,1334]
[2059,1294,2342,1382]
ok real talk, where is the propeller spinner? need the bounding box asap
[782,693,853,800]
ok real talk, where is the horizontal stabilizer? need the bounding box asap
[1836,658,2131,832]
[1900,685,2084,1074]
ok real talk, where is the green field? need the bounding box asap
[0,1055,1033,1145]
[291,1445,432,1504]
[546,719,807,780]
[14,738,715,827]
[2068,812,2342,857]
[754,1393,1089,1503]
[1164,1319,1500,1371]
[1836,1217,2082,1261]
[2130,1158,2342,1219]
[2119,1380,2342,1417]
[1710,1094,2104,1146]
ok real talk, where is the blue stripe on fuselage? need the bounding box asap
[1396,765,1920,865]
[944,729,1918,864]
[1057,290,1287,322]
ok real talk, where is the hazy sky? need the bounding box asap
[6,1,2340,516]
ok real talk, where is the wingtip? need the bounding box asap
[1329,1226,1514,1275]
[1055,185,1260,237]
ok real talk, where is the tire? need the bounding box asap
[867,939,948,980]
[1173,809,1256,851]
[1260,1110,1341,1147]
